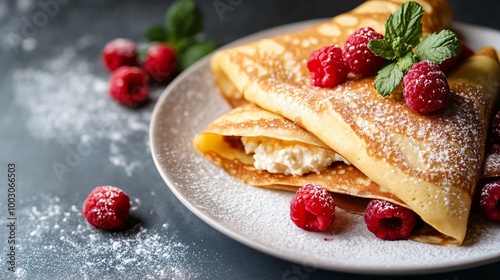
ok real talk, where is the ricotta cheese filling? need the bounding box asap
[241,136,350,176]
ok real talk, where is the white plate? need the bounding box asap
[150,20,500,275]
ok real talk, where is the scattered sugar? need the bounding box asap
[152,60,500,272]
[9,194,200,279]
[10,47,158,177]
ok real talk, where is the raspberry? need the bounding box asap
[439,41,474,73]
[480,181,500,222]
[143,43,177,84]
[364,200,416,240]
[343,27,385,76]
[307,45,348,87]
[109,66,149,107]
[290,184,336,232]
[491,109,500,142]
[403,60,450,114]
[82,186,131,230]
[102,38,138,72]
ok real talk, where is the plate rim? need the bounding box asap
[150,19,500,275]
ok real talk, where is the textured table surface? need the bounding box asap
[1,0,500,279]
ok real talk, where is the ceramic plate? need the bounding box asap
[150,20,500,274]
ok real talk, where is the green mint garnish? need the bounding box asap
[415,29,461,64]
[145,24,169,42]
[166,0,203,41]
[374,62,404,97]
[367,1,460,97]
[144,0,219,72]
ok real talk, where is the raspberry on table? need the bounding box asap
[307,45,348,88]
[480,181,500,222]
[143,43,177,84]
[109,66,149,107]
[439,41,474,73]
[343,27,385,76]
[102,38,139,72]
[290,184,336,232]
[364,199,416,240]
[403,60,450,114]
[82,186,131,230]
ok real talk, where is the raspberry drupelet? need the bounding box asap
[109,66,149,107]
[364,199,417,240]
[343,27,385,76]
[403,60,450,114]
[290,184,336,232]
[307,45,348,88]
[143,43,177,84]
[101,38,139,72]
[479,181,500,223]
[82,186,131,230]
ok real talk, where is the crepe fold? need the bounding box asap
[200,0,500,245]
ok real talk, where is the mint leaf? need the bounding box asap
[368,39,397,60]
[374,62,404,97]
[145,25,168,42]
[179,40,218,71]
[171,37,196,54]
[166,0,203,40]
[415,29,461,64]
[384,1,424,47]
[397,52,417,72]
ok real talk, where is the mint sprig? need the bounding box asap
[144,0,218,71]
[368,1,460,96]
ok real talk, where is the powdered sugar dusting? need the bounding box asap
[11,194,199,279]
[10,47,155,177]
[151,58,500,273]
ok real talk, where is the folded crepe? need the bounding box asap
[200,0,500,245]
[194,103,404,211]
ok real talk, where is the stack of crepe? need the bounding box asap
[194,0,500,245]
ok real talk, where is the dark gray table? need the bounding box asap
[1,0,500,279]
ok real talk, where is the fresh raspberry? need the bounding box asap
[109,66,149,107]
[343,27,385,76]
[439,41,474,73]
[491,109,500,142]
[480,181,500,222]
[143,43,177,84]
[364,200,416,240]
[82,186,131,230]
[102,38,139,72]
[403,60,450,114]
[307,45,348,87]
[290,184,336,232]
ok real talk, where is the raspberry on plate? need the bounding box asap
[364,199,416,240]
[343,27,385,76]
[403,60,450,114]
[290,184,336,232]
[143,43,177,84]
[109,66,149,107]
[307,45,348,88]
[82,186,131,230]
[480,181,500,222]
[102,38,139,72]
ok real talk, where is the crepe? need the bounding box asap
[202,0,500,245]
[194,103,404,212]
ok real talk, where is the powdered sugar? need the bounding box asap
[10,47,156,177]
[9,194,199,280]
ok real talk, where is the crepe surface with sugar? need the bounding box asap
[204,0,500,244]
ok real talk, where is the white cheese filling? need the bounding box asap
[241,136,350,176]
